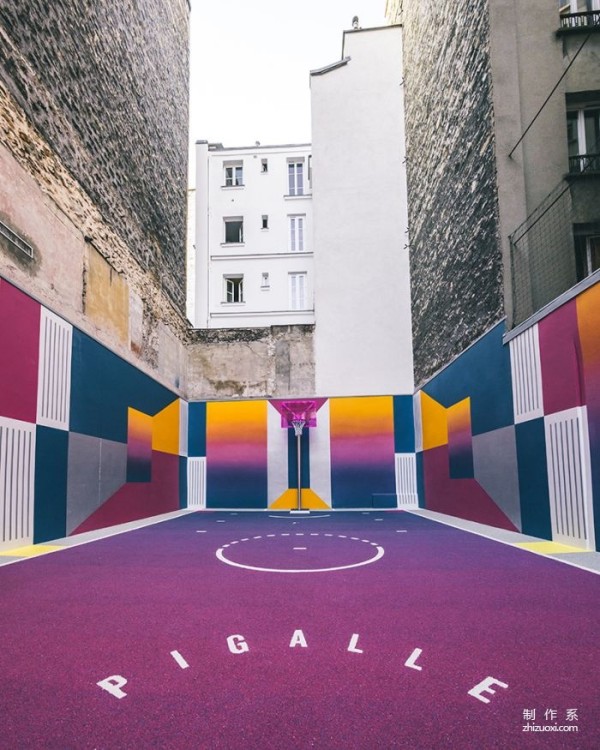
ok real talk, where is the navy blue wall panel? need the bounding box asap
[34,426,68,543]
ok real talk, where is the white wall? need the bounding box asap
[194,142,315,329]
[310,25,414,396]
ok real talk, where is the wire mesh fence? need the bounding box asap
[509,180,577,327]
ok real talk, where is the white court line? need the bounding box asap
[216,532,385,574]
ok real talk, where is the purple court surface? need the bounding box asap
[1,511,598,749]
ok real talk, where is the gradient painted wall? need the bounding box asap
[417,281,600,551]
[329,396,396,507]
[189,395,411,510]
[206,400,268,508]
[0,279,185,548]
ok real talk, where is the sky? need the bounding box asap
[188,0,389,153]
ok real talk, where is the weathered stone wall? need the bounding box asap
[396,0,504,385]
[187,325,315,400]
[0,1,190,394]
[0,0,189,312]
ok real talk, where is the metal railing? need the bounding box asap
[569,153,600,173]
[559,10,600,29]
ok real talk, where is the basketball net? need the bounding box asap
[291,419,306,437]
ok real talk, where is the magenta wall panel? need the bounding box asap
[72,451,180,534]
[538,300,583,415]
[0,279,40,423]
[423,445,518,531]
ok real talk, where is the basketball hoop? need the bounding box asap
[291,419,306,437]
[270,399,324,513]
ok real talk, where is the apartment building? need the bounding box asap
[193,142,314,329]
[386,0,600,383]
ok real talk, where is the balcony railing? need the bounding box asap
[569,153,600,173]
[559,10,600,30]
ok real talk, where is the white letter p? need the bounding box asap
[97,675,128,699]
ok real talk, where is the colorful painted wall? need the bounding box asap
[187,395,416,509]
[416,280,600,551]
[0,279,187,549]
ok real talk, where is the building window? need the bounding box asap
[288,161,304,196]
[560,0,600,12]
[224,275,244,303]
[567,106,600,172]
[262,215,269,229]
[289,272,307,310]
[224,162,243,187]
[289,215,305,252]
[261,159,268,173]
[575,233,600,280]
[224,217,244,244]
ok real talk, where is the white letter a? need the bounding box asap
[289,629,308,648]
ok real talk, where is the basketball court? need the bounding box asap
[1,507,598,749]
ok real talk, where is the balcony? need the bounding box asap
[558,10,600,33]
[569,153,600,174]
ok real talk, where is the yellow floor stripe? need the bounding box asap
[515,541,587,554]
[0,544,64,558]
[270,488,330,510]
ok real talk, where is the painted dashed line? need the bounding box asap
[196,530,207,534]
[293,547,307,551]
[396,530,408,533]
[217,520,226,523]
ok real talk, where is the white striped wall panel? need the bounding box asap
[509,324,544,423]
[36,308,72,430]
[0,417,36,550]
[187,457,206,508]
[545,407,595,550]
[395,453,418,508]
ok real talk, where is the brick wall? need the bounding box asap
[0,0,189,312]
[399,0,504,385]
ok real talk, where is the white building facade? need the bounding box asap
[310,24,414,396]
[193,142,314,329]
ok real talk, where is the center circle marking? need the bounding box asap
[216,532,385,574]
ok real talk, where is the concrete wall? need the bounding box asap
[187,325,315,400]
[310,25,414,397]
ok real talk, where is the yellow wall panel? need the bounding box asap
[152,399,181,455]
[420,391,448,450]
